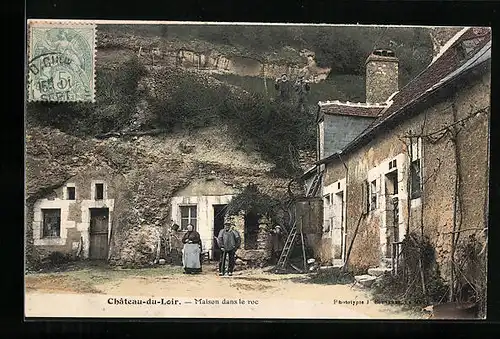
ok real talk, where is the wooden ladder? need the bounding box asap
[274,221,298,273]
[307,169,323,197]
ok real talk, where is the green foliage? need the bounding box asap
[303,268,355,285]
[150,71,316,175]
[27,56,147,136]
[213,73,365,103]
[150,71,234,131]
[226,183,282,224]
[371,232,449,307]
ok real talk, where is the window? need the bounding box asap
[95,183,104,200]
[362,180,370,213]
[338,182,341,190]
[42,209,61,238]
[324,194,331,205]
[369,180,377,211]
[67,187,76,200]
[389,159,397,170]
[180,205,197,230]
[410,159,422,199]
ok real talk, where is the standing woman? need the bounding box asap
[182,224,202,274]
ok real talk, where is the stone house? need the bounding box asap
[27,160,291,267]
[306,27,491,281]
[170,177,273,262]
[29,168,122,261]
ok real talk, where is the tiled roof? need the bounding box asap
[361,27,491,132]
[316,27,491,166]
[319,101,386,118]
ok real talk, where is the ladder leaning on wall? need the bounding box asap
[274,204,299,273]
[274,169,323,273]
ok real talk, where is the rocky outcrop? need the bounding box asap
[25,124,299,268]
[98,31,330,83]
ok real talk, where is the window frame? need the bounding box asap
[369,179,377,211]
[42,208,61,238]
[67,186,76,200]
[95,183,104,200]
[180,205,198,231]
[410,159,422,200]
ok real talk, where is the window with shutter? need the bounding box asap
[369,180,377,211]
[362,180,369,214]
[410,159,422,199]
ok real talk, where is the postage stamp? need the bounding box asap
[27,21,96,102]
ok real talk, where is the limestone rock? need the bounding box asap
[354,274,377,288]
[367,267,392,277]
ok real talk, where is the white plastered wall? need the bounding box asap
[32,181,114,259]
[322,178,346,264]
[171,194,234,259]
[366,152,408,262]
[318,120,325,160]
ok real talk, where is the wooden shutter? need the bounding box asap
[361,180,369,214]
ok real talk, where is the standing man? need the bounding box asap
[217,222,241,276]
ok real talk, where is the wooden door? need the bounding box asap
[331,194,342,260]
[89,208,109,260]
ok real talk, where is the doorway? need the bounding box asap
[331,191,346,262]
[244,211,260,250]
[89,208,109,260]
[213,204,227,261]
[384,170,399,259]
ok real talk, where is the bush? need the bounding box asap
[27,56,147,136]
[306,268,355,285]
[371,233,449,307]
[150,70,316,176]
[226,183,283,224]
[42,251,75,269]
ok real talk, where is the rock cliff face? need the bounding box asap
[98,31,331,83]
[25,124,307,268]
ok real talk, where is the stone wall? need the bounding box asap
[320,68,490,278]
[29,167,122,263]
[25,123,296,268]
[321,114,375,159]
[97,31,332,83]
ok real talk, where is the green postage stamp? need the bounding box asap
[27,21,96,102]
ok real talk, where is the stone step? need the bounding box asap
[367,267,392,277]
[354,274,377,288]
[332,259,344,267]
[381,258,393,268]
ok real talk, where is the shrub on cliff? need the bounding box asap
[150,70,316,176]
[26,56,147,136]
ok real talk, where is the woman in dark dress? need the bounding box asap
[181,224,202,274]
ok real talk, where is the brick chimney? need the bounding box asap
[365,49,399,104]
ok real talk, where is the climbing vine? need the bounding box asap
[395,102,490,307]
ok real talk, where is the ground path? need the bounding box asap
[25,265,425,319]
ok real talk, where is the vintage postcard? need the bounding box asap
[24,20,491,319]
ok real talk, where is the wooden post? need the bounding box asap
[301,226,307,272]
[342,213,364,273]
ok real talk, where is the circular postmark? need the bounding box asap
[28,27,94,102]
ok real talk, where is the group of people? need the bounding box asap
[181,222,241,276]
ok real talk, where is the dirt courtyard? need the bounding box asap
[25,263,426,319]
